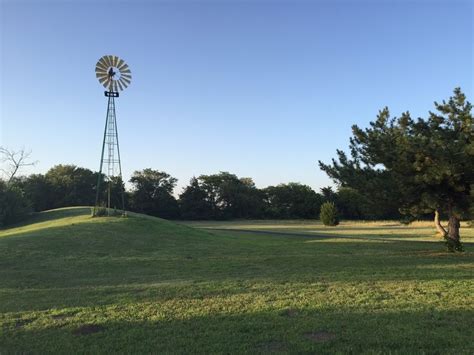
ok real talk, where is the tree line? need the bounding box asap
[1,166,394,226]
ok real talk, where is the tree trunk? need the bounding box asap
[434,209,447,236]
[446,212,462,252]
[447,215,460,242]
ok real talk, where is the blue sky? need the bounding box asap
[1,0,472,193]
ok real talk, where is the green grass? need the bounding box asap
[1,208,473,353]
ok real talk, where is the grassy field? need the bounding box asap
[1,208,473,353]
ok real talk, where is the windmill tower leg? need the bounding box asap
[112,100,127,216]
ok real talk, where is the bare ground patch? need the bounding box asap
[304,331,336,342]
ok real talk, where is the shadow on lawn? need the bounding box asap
[1,221,473,314]
[1,307,473,353]
[1,241,472,313]
[0,207,91,231]
[213,228,474,245]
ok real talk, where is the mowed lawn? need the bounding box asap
[0,208,473,353]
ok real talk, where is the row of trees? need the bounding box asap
[1,164,400,226]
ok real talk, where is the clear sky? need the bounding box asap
[1,0,472,193]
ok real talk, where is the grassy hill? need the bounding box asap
[0,208,473,353]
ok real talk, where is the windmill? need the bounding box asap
[93,55,132,216]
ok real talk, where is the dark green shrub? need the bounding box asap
[91,206,126,217]
[91,206,107,217]
[320,202,339,226]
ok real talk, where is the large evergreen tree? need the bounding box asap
[320,88,473,250]
[319,151,401,219]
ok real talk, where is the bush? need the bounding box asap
[91,206,125,217]
[91,206,107,217]
[320,202,339,226]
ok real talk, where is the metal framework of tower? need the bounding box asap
[93,55,131,216]
[94,91,125,215]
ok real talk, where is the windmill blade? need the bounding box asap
[120,66,131,74]
[117,58,126,70]
[96,58,108,70]
[101,56,110,69]
[121,74,132,83]
[96,64,108,74]
[114,80,120,92]
[95,67,107,74]
[103,55,111,67]
[119,77,128,88]
[119,63,129,70]
[107,55,114,67]
[95,61,107,70]
[111,55,119,67]
[122,79,130,87]
[98,75,109,85]
[120,76,131,86]
[99,56,110,69]
[97,74,109,83]
[119,78,128,89]
[98,56,107,65]
[97,74,109,82]
[117,80,124,91]
[102,78,111,89]
[96,69,108,77]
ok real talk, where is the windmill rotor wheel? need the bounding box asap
[95,55,132,93]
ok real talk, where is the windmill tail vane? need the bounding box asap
[93,55,132,217]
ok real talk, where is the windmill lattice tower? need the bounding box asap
[93,55,131,216]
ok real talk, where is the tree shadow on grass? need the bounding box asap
[1,307,473,353]
[1,244,473,313]
[1,221,473,313]
[0,207,91,231]
[213,228,474,244]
